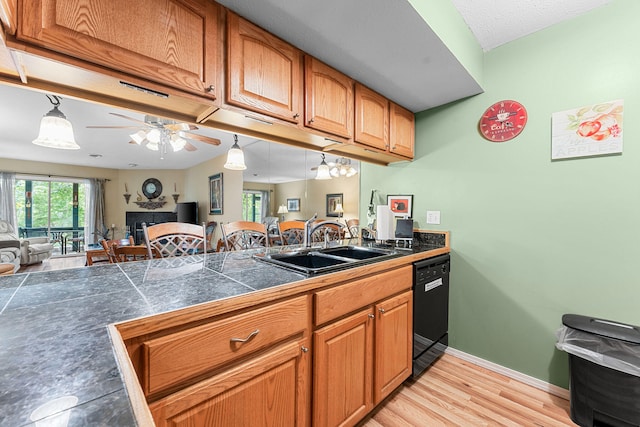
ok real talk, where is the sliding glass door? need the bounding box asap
[15,177,86,255]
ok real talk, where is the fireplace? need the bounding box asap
[126,211,177,245]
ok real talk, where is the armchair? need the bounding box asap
[0,220,21,273]
[20,236,54,266]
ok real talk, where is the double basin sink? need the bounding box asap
[255,245,400,275]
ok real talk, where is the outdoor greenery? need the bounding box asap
[242,191,262,223]
[15,179,86,230]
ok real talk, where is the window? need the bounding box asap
[15,177,87,254]
[242,191,262,223]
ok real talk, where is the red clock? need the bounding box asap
[479,100,528,142]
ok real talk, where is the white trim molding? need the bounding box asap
[445,347,570,400]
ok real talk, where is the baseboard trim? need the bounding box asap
[445,347,570,400]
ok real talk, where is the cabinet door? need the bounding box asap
[354,83,389,151]
[18,0,218,99]
[227,12,303,124]
[389,102,415,158]
[374,290,413,404]
[304,55,354,139]
[149,339,311,427]
[313,308,373,427]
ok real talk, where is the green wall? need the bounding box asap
[361,0,639,388]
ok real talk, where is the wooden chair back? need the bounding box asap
[310,220,345,243]
[278,220,306,245]
[142,222,207,259]
[220,221,268,251]
[346,218,360,238]
[100,239,120,263]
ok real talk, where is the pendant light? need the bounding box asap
[32,95,80,150]
[315,153,331,180]
[224,134,247,170]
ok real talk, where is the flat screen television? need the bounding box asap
[175,202,198,224]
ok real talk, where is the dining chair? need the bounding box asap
[346,218,360,239]
[142,222,207,259]
[99,239,120,263]
[220,221,268,251]
[278,220,306,245]
[310,220,345,244]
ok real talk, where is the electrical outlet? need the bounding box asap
[426,210,441,225]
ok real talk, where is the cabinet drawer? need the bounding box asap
[142,295,309,396]
[314,266,412,326]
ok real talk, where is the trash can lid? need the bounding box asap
[562,314,640,345]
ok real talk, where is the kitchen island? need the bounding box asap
[0,235,448,426]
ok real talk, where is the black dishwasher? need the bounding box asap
[412,254,450,378]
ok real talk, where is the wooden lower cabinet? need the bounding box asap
[313,290,413,427]
[149,338,311,426]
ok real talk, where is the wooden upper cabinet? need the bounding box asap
[304,55,354,139]
[0,0,17,35]
[226,12,303,124]
[355,83,389,151]
[390,102,415,158]
[16,0,219,99]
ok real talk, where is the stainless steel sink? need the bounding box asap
[254,245,398,275]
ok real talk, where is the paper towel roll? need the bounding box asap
[376,205,395,240]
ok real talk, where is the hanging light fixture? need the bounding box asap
[315,153,332,180]
[128,127,188,158]
[33,95,80,150]
[329,157,358,178]
[224,134,247,170]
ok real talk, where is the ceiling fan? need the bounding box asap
[310,155,358,178]
[87,113,221,158]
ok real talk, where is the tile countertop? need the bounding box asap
[0,236,448,426]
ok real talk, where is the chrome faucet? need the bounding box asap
[303,213,318,247]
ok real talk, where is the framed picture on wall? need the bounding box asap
[326,193,343,217]
[209,173,223,215]
[387,194,413,218]
[287,198,300,212]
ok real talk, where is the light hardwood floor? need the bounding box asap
[361,354,575,426]
[18,254,87,273]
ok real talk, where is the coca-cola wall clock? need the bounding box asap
[478,100,528,142]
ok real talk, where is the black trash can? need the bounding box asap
[557,314,640,427]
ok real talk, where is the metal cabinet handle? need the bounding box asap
[368,314,375,319]
[230,329,260,343]
[379,308,386,314]
[206,85,215,93]
[301,346,309,353]
[308,118,314,124]
[293,113,300,119]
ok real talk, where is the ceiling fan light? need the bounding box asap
[170,134,186,151]
[224,135,247,170]
[130,130,147,145]
[146,141,159,151]
[32,104,80,150]
[146,128,161,143]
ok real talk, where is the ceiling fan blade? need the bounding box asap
[165,123,198,131]
[181,132,221,146]
[109,112,152,127]
[184,141,198,151]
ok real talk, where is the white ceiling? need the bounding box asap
[0,0,612,176]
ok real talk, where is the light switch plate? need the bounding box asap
[426,210,441,225]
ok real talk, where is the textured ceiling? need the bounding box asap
[451,0,612,51]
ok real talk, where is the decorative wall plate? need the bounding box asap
[479,100,528,142]
[142,178,162,199]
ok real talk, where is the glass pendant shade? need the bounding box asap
[130,130,146,145]
[224,134,247,170]
[169,133,186,151]
[315,154,331,180]
[32,105,80,150]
